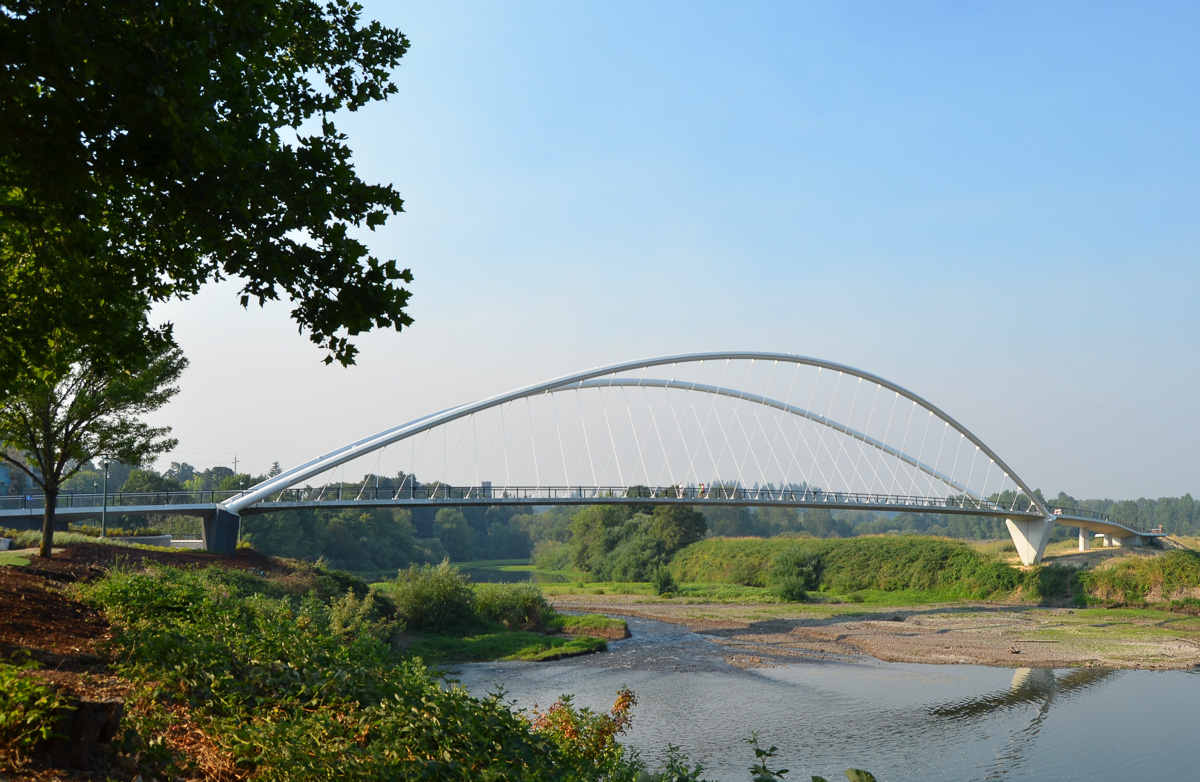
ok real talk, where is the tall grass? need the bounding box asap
[1080,550,1200,605]
[671,536,1021,600]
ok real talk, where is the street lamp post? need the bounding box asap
[101,461,110,538]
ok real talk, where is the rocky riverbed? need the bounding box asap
[550,595,1200,669]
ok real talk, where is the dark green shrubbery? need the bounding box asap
[650,564,678,596]
[79,564,582,781]
[770,548,824,602]
[475,582,554,630]
[1019,564,1083,605]
[378,560,477,633]
[1078,549,1200,606]
[673,536,1023,600]
[70,524,164,538]
[66,556,886,782]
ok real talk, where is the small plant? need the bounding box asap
[746,732,788,780]
[329,590,401,644]
[529,687,638,775]
[0,656,65,763]
[651,564,678,596]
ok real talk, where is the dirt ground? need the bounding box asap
[0,543,292,780]
[550,594,1200,670]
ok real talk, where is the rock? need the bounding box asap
[37,697,124,768]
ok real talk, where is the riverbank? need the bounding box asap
[549,594,1200,669]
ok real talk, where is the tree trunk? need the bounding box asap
[39,486,57,558]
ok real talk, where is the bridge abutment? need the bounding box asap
[202,509,240,555]
[1006,517,1054,565]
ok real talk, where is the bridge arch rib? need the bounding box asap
[222,352,1052,560]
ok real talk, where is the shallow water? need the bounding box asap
[449,615,1199,781]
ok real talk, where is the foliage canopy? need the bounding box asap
[0,0,413,393]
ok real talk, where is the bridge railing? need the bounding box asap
[0,490,246,511]
[2,486,1041,515]
[1047,505,1156,532]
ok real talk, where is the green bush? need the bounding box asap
[673,536,1023,600]
[475,582,554,630]
[650,565,678,596]
[378,560,476,633]
[1021,564,1083,604]
[1079,550,1200,605]
[773,575,809,602]
[70,524,164,537]
[0,657,66,762]
[78,565,584,781]
[329,590,402,644]
[75,561,879,782]
[770,548,823,601]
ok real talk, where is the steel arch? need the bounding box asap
[223,352,1048,517]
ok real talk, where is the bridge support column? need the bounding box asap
[1078,528,1091,552]
[203,509,240,555]
[1006,517,1054,565]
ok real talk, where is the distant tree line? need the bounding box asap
[29,461,1200,572]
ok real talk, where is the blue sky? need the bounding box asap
[150,1,1199,499]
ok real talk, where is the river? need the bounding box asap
[449,615,1198,781]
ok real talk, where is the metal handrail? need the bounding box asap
[1,486,1027,513]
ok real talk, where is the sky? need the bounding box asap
[148,1,1200,500]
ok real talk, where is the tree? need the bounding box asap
[433,508,476,561]
[0,341,186,556]
[0,0,413,395]
[647,505,707,553]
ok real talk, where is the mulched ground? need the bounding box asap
[0,543,294,780]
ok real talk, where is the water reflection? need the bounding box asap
[930,666,1114,721]
[454,615,1191,781]
[461,567,571,583]
[924,667,1115,781]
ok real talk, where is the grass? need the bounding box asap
[407,629,607,663]
[547,613,629,636]
[0,551,31,567]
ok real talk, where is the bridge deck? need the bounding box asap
[0,491,1159,541]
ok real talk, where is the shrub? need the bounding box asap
[380,560,476,633]
[773,575,809,602]
[770,547,823,598]
[0,657,66,763]
[673,536,1024,599]
[70,524,164,537]
[330,590,402,644]
[1020,564,1082,604]
[475,582,554,630]
[650,565,678,596]
[1078,550,1200,606]
[78,565,581,781]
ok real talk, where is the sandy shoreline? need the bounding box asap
[550,595,1200,670]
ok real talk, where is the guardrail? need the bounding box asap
[0,490,245,511]
[1047,505,1158,533]
[1,486,1039,514]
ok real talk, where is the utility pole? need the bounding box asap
[100,460,110,538]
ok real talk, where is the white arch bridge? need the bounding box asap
[2,352,1163,564]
